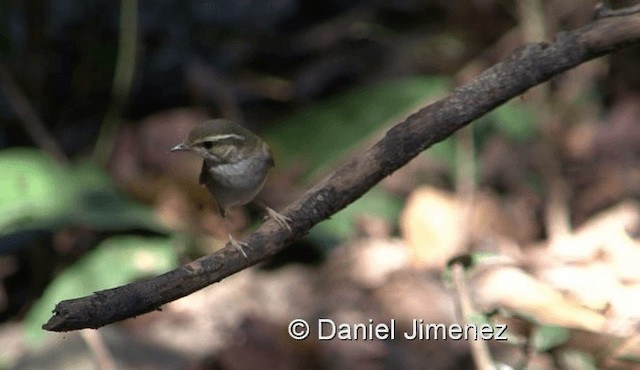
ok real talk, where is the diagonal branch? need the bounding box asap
[43,9,640,332]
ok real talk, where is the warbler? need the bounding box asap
[171,119,290,257]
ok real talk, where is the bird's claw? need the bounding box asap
[265,207,292,231]
[227,234,249,259]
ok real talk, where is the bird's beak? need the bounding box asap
[170,143,190,152]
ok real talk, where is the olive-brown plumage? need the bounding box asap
[171,119,290,257]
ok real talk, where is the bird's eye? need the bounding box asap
[202,141,214,149]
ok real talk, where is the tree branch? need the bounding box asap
[43,9,640,332]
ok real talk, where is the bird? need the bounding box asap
[170,119,290,258]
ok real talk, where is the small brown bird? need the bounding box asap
[171,119,290,257]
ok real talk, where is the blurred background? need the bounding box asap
[1,0,640,369]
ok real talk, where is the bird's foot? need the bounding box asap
[227,234,249,259]
[265,207,292,231]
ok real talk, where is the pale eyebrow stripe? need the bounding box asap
[197,134,245,144]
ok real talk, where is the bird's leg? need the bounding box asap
[220,208,249,259]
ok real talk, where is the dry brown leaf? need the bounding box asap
[400,187,465,269]
[519,201,640,336]
[470,260,606,332]
[324,239,411,289]
[546,201,640,263]
[536,262,619,311]
[401,187,522,269]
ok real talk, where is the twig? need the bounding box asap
[454,127,475,254]
[0,64,68,164]
[518,0,574,242]
[451,263,494,370]
[93,0,138,166]
[43,9,640,332]
[80,329,117,370]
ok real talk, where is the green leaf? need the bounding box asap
[492,102,537,141]
[24,235,179,343]
[266,76,452,178]
[0,148,75,234]
[442,251,498,285]
[0,149,164,249]
[465,311,491,326]
[532,325,570,352]
[557,349,598,370]
[307,187,404,249]
[616,354,640,364]
[475,100,538,142]
[63,161,164,232]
